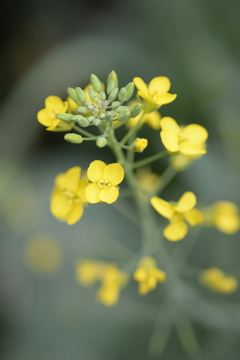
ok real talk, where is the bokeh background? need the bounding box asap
[1,0,240,359]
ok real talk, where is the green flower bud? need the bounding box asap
[90,74,102,92]
[125,82,134,101]
[107,80,116,95]
[64,133,83,144]
[75,87,87,103]
[55,113,74,123]
[96,137,108,148]
[117,110,131,121]
[117,106,130,112]
[93,118,102,126]
[76,107,88,114]
[118,88,127,103]
[88,88,98,101]
[105,111,115,121]
[131,103,143,118]
[87,116,95,123]
[109,88,119,101]
[111,101,121,109]
[67,87,82,105]
[71,115,89,127]
[100,91,106,101]
[107,70,118,88]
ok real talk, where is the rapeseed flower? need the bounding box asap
[75,259,105,285]
[136,167,161,193]
[150,192,204,241]
[160,117,208,155]
[200,267,238,294]
[131,138,148,152]
[133,257,166,295]
[50,166,88,225]
[85,160,124,204]
[37,96,73,131]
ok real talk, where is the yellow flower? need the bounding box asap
[131,138,148,152]
[150,192,204,241]
[169,153,204,171]
[203,201,240,234]
[85,160,124,204]
[160,117,208,155]
[200,268,238,294]
[133,257,166,295]
[133,76,177,111]
[66,96,78,113]
[136,167,161,193]
[97,264,129,306]
[125,101,161,130]
[25,236,62,274]
[37,96,73,131]
[50,166,88,225]
[75,259,105,286]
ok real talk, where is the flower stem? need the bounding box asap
[132,150,167,170]
[73,125,95,138]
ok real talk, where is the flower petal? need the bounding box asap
[76,180,88,203]
[160,129,179,152]
[149,77,171,95]
[65,166,81,192]
[87,160,106,183]
[45,96,68,113]
[150,197,174,219]
[133,77,150,97]
[55,173,66,189]
[163,220,188,241]
[103,163,124,185]
[144,111,161,130]
[175,192,196,212]
[160,117,180,134]
[67,202,83,225]
[179,142,207,155]
[184,208,204,226]
[155,93,177,105]
[50,190,72,220]
[182,124,208,143]
[85,183,100,203]
[99,186,119,204]
[37,108,55,127]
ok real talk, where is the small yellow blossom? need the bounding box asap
[85,160,124,204]
[203,201,240,234]
[136,167,161,193]
[133,76,177,112]
[150,192,204,241]
[160,117,208,155]
[133,257,166,295]
[37,96,73,131]
[75,259,105,286]
[50,166,88,225]
[200,267,238,294]
[25,236,62,274]
[131,138,148,152]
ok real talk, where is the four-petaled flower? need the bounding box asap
[200,267,238,294]
[50,166,88,225]
[160,117,208,155]
[37,96,73,131]
[150,192,204,241]
[85,160,124,204]
[133,257,166,295]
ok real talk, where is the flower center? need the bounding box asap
[63,190,80,204]
[97,179,112,189]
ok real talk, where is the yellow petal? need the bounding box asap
[87,160,106,183]
[85,183,100,203]
[181,124,208,144]
[65,166,81,192]
[45,96,68,113]
[55,173,66,189]
[66,202,83,225]
[37,108,55,127]
[46,119,61,131]
[179,142,207,155]
[160,117,180,134]
[50,190,72,220]
[175,192,196,212]
[152,268,166,282]
[149,77,171,95]
[144,111,161,130]
[184,208,204,226]
[215,214,240,234]
[150,197,174,219]
[76,180,88,203]
[163,220,188,241]
[155,93,177,105]
[103,163,124,185]
[99,187,119,204]
[139,281,150,295]
[47,121,73,132]
[133,268,148,281]
[133,77,149,97]
[160,129,179,152]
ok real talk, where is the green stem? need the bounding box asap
[73,125,95,138]
[156,166,178,195]
[132,150,167,170]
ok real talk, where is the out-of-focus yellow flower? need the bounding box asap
[136,167,161,193]
[125,101,161,130]
[203,201,240,234]
[160,117,208,155]
[131,138,148,152]
[37,96,73,131]
[85,160,124,204]
[75,260,105,286]
[133,77,177,111]
[66,96,78,113]
[51,166,88,225]
[97,264,129,306]
[200,268,238,294]
[133,257,166,295]
[169,153,204,171]
[150,192,204,241]
[25,236,62,274]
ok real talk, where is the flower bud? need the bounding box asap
[90,74,102,92]
[71,115,89,127]
[64,133,83,144]
[131,103,143,118]
[93,118,102,126]
[117,106,130,112]
[105,111,116,121]
[76,107,88,114]
[67,87,82,105]
[88,88,98,101]
[55,113,74,123]
[109,88,119,101]
[96,137,108,148]
[118,88,127,103]
[125,82,134,101]
[130,138,148,152]
[99,91,106,101]
[107,70,118,88]
[117,110,131,122]
[87,116,95,123]
[111,101,121,110]
[107,80,116,95]
[75,87,87,103]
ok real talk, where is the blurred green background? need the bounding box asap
[1,0,240,359]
